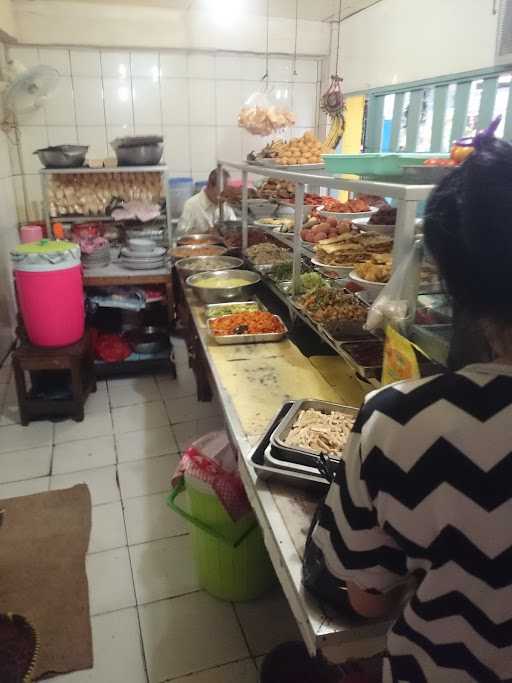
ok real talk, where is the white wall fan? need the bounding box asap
[0,58,60,220]
[1,60,59,123]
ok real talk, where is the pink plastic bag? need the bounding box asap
[172,431,251,522]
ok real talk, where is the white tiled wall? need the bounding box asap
[8,46,322,222]
[0,132,18,329]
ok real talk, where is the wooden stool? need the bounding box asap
[13,332,96,425]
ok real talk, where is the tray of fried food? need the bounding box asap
[264,132,326,167]
[313,231,393,266]
[294,288,370,339]
[354,253,393,283]
[257,178,295,201]
[357,232,393,254]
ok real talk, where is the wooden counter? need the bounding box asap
[185,293,389,662]
[83,262,171,288]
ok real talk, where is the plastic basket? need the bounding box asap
[322,153,450,176]
[167,478,276,602]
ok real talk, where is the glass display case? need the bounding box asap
[218,159,455,372]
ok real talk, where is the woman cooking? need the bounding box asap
[261,135,512,682]
[178,168,237,235]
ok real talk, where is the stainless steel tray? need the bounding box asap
[291,294,369,339]
[205,301,263,320]
[253,263,284,275]
[250,402,329,490]
[252,459,327,487]
[268,438,341,471]
[264,445,328,479]
[321,320,371,342]
[207,314,288,345]
[338,340,383,380]
[272,399,357,458]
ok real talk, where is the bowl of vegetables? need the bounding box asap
[270,264,330,294]
[186,269,261,304]
[170,244,228,260]
[175,255,243,277]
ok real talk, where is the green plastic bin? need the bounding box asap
[167,476,275,602]
[322,152,450,176]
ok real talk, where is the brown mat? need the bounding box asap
[0,484,93,680]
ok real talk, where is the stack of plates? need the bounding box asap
[119,245,167,270]
[82,245,111,269]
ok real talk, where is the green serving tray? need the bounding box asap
[322,153,450,177]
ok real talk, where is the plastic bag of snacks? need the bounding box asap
[238,90,295,136]
[365,241,422,333]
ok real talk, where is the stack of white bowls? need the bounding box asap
[119,238,167,270]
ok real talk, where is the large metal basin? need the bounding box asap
[186,269,261,304]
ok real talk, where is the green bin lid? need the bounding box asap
[13,239,76,254]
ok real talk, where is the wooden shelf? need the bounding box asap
[83,262,171,287]
[50,214,167,224]
[40,165,167,175]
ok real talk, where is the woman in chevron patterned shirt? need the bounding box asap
[261,137,512,683]
[310,137,512,682]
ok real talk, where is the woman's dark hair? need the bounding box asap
[424,137,512,324]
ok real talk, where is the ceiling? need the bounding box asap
[20,0,381,22]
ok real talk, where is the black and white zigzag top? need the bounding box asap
[312,364,512,682]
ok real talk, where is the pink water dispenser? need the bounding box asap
[11,240,84,347]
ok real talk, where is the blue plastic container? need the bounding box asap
[168,177,194,218]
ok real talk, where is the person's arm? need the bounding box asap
[346,581,404,619]
[223,203,239,222]
[310,399,409,618]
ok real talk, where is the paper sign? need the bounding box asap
[382,324,421,385]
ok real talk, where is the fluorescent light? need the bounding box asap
[207,0,242,27]
[118,85,130,103]
[151,65,160,83]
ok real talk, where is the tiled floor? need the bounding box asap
[0,339,300,682]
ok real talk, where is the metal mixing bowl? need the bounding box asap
[124,326,169,354]
[175,255,243,278]
[177,234,224,246]
[113,142,164,166]
[34,145,89,168]
[170,244,228,260]
[186,269,261,304]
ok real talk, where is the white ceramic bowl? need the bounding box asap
[348,271,387,301]
[128,238,156,253]
[279,201,321,218]
[310,258,353,277]
[318,206,378,221]
[247,199,278,219]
